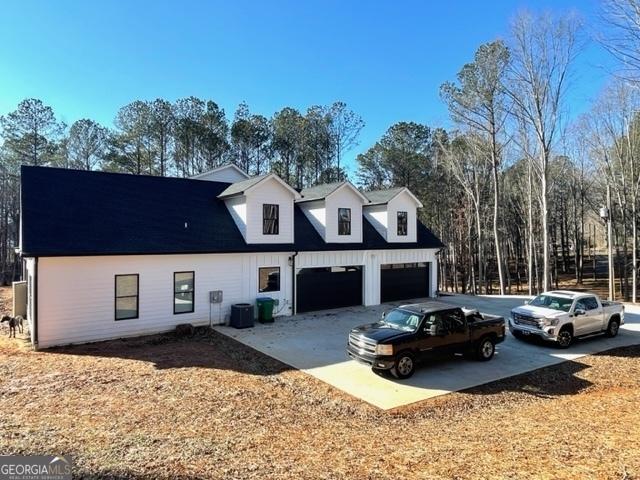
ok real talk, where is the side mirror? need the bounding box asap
[524,299,530,305]
[381,311,386,321]
[574,309,586,316]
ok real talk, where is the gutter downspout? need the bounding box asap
[435,247,445,297]
[291,251,298,315]
[33,257,38,350]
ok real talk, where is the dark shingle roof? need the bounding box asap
[365,187,406,205]
[20,166,443,256]
[217,174,269,198]
[298,181,369,203]
[298,182,345,202]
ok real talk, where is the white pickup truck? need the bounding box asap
[509,290,624,348]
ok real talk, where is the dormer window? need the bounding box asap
[397,211,408,236]
[338,208,351,235]
[263,204,279,235]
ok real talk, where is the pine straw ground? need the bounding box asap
[0,289,639,479]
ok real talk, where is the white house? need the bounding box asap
[18,164,443,348]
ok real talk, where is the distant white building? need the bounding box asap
[19,164,443,348]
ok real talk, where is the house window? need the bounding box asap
[338,208,351,235]
[115,274,139,320]
[263,204,279,235]
[397,211,408,236]
[259,267,280,292]
[174,271,195,314]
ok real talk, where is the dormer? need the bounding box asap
[218,173,301,244]
[191,164,250,183]
[297,181,369,243]
[363,187,423,243]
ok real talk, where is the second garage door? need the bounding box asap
[380,262,429,303]
[296,266,363,313]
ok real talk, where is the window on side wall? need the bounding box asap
[263,204,279,235]
[259,267,280,292]
[397,211,408,236]
[115,274,139,320]
[338,207,351,235]
[174,271,195,314]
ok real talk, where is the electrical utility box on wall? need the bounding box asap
[210,290,223,304]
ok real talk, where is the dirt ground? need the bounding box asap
[0,286,639,479]
[0,285,11,313]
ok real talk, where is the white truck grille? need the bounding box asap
[513,313,540,328]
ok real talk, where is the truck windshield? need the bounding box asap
[383,309,422,332]
[528,295,573,312]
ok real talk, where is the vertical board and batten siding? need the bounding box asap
[245,178,295,244]
[324,186,364,243]
[32,247,437,347]
[296,248,438,306]
[35,252,292,348]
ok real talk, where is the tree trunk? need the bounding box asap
[633,200,637,303]
[541,157,550,292]
[528,160,534,296]
[491,159,505,294]
[476,207,484,295]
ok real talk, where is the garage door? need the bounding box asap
[380,262,429,303]
[296,266,363,313]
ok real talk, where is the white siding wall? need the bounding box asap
[324,186,364,243]
[24,257,36,336]
[224,196,248,240]
[245,178,295,244]
[387,192,418,242]
[36,252,292,348]
[362,192,418,243]
[34,247,438,347]
[298,200,326,238]
[363,204,388,240]
[296,248,438,307]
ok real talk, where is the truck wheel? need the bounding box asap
[476,337,495,361]
[606,318,620,338]
[391,352,415,379]
[556,327,573,348]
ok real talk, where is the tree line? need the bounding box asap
[0,98,364,283]
[355,3,640,302]
[3,2,640,304]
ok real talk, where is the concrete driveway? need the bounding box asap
[215,294,640,409]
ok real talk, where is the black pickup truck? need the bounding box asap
[347,301,506,379]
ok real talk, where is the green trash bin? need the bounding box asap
[257,297,275,323]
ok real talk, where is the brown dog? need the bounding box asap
[1,315,23,338]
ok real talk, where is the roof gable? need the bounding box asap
[298,181,369,204]
[190,164,250,182]
[365,187,423,208]
[218,173,301,199]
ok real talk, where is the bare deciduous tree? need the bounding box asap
[506,10,582,292]
[441,40,511,294]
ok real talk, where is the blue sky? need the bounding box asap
[0,0,615,174]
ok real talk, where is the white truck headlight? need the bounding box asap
[540,318,559,327]
[376,344,394,356]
